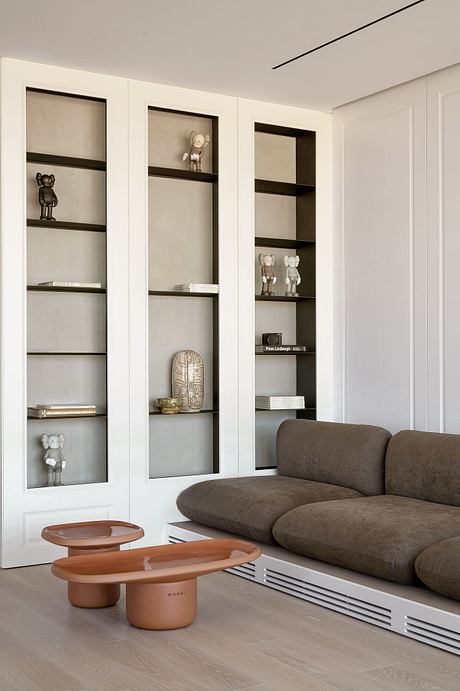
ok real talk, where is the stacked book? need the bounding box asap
[255,344,306,353]
[174,283,219,293]
[255,395,305,410]
[38,281,102,289]
[28,403,97,418]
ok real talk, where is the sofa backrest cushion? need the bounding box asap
[277,419,391,495]
[386,430,460,506]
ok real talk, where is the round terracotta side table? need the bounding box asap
[42,520,144,608]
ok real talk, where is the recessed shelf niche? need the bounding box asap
[254,123,316,470]
[148,106,219,478]
[26,88,108,488]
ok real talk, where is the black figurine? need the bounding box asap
[36,172,58,221]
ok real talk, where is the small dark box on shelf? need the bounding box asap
[262,332,282,347]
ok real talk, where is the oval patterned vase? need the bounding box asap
[171,350,204,413]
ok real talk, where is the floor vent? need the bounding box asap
[167,536,185,545]
[406,616,460,654]
[265,568,391,627]
[226,561,257,580]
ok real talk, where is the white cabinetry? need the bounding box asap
[0,59,130,567]
[0,59,333,565]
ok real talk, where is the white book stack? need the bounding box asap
[174,283,219,293]
[255,395,305,410]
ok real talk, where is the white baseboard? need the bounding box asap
[167,521,460,656]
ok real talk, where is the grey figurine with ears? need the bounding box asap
[284,255,301,297]
[41,433,67,486]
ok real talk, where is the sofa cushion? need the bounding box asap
[272,495,460,584]
[386,430,460,506]
[176,476,363,544]
[277,419,391,495]
[415,537,460,601]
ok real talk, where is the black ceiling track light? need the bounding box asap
[272,0,428,70]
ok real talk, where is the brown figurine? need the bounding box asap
[182,131,210,172]
[259,253,277,296]
[36,172,58,220]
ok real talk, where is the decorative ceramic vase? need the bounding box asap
[155,397,182,414]
[171,350,204,413]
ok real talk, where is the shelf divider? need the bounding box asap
[27,152,106,171]
[27,285,106,294]
[148,166,217,183]
[255,295,314,302]
[255,179,314,196]
[149,290,217,298]
[27,219,106,233]
[255,236,314,249]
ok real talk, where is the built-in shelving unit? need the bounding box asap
[25,87,108,489]
[254,122,316,469]
[147,106,219,479]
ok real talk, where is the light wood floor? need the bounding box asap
[0,565,459,690]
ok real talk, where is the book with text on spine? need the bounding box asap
[255,345,307,353]
[38,281,102,289]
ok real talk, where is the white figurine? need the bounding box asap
[41,433,67,486]
[182,131,211,172]
[284,255,301,297]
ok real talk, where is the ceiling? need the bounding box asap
[2,0,460,111]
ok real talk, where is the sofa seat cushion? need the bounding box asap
[415,537,460,601]
[176,476,363,544]
[272,495,460,584]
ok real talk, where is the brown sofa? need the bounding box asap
[177,421,460,600]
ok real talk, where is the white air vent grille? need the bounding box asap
[226,561,257,580]
[406,616,460,654]
[168,536,185,545]
[265,568,391,627]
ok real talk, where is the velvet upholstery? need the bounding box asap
[176,476,363,544]
[386,430,460,507]
[277,419,391,495]
[272,495,460,585]
[415,537,460,601]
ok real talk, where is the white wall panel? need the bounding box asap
[427,64,460,433]
[334,80,427,432]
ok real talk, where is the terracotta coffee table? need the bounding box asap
[52,538,261,629]
[42,520,144,608]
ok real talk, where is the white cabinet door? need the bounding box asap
[334,79,427,432]
[427,63,460,433]
[0,59,130,566]
[128,80,238,547]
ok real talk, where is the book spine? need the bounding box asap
[256,346,306,353]
[28,409,96,418]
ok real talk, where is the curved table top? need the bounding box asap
[52,538,261,584]
[42,520,144,549]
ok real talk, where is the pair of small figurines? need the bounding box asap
[259,253,301,297]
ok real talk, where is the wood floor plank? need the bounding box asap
[0,564,458,691]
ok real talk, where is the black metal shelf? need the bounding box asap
[255,236,314,249]
[28,352,106,356]
[255,179,314,196]
[148,166,217,183]
[27,413,106,420]
[27,285,106,294]
[149,410,218,416]
[27,152,106,171]
[27,219,106,233]
[149,290,217,298]
[255,295,315,302]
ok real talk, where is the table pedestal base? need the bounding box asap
[67,546,120,608]
[126,578,197,630]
